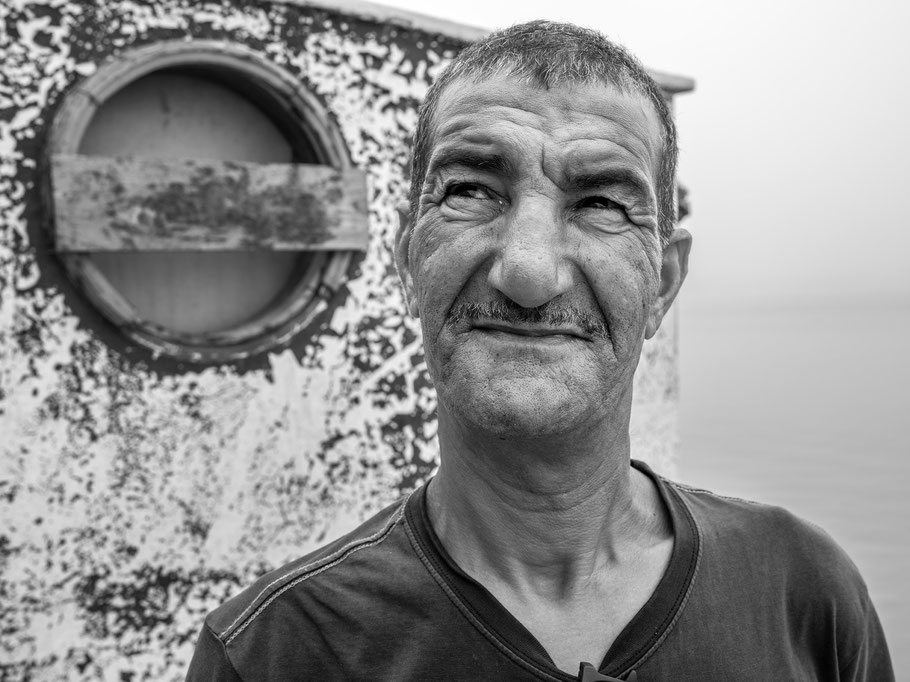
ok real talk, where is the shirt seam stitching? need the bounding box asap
[219,494,411,643]
[669,481,763,506]
[205,620,245,681]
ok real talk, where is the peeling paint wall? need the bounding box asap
[0,1,682,679]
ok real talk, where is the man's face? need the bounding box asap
[397,75,689,439]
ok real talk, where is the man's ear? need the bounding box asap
[394,202,420,318]
[645,228,692,339]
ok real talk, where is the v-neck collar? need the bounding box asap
[404,460,700,680]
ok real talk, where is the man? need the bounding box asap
[187,21,893,681]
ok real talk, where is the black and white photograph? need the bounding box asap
[0,0,905,679]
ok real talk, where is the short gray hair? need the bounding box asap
[408,20,678,242]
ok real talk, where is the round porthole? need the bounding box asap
[46,41,367,363]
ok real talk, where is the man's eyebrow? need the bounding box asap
[565,169,653,201]
[426,146,513,176]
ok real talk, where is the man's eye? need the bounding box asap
[575,195,630,234]
[444,183,495,201]
[578,196,624,211]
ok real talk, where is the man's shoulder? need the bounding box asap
[204,493,412,644]
[666,477,870,605]
[668,478,847,552]
[658,476,892,678]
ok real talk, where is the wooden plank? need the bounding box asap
[51,154,369,252]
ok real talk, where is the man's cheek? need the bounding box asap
[415,237,473,300]
[411,211,449,252]
[414,272,449,335]
[595,268,653,356]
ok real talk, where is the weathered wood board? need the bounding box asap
[51,154,369,251]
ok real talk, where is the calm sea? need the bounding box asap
[677,298,910,677]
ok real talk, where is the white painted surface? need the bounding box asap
[0,2,683,678]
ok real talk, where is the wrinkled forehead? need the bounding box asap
[425,74,665,179]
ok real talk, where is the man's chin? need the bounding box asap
[439,379,594,442]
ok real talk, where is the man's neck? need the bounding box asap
[427,408,670,598]
[426,408,674,673]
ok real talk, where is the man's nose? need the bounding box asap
[487,198,572,308]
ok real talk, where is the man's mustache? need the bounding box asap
[446,300,610,340]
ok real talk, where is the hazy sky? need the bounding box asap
[378,0,910,307]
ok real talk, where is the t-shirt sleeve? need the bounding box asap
[839,596,895,682]
[793,516,896,681]
[184,622,244,682]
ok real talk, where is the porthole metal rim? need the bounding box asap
[46,40,356,363]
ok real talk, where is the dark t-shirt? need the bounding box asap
[186,461,893,681]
